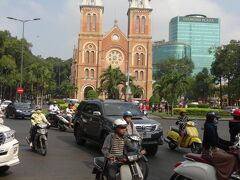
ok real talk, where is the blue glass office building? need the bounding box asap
[169,14,220,74]
[152,41,191,79]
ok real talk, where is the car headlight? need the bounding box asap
[16,110,22,113]
[4,130,16,143]
[155,124,163,131]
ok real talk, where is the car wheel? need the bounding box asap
[0,166,9,173]
[145,145,158,156]
[74,125,86,145]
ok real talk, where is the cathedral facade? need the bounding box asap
[71,0,153,101]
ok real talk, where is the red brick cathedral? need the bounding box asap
[71,0,153,101]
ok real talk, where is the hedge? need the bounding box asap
[173,108,230,117]
[48,99,65,105]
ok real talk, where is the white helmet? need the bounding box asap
[113,119,127,129]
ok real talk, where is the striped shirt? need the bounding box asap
[110,136,124,156]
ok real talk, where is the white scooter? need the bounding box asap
[92,135,148,180]
[170,134,240,180]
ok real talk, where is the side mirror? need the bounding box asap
[93,111,101,116]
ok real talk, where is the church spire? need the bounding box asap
[128,0,151,9]
[81,0,103,6]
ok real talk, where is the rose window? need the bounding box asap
[107,50,124,66]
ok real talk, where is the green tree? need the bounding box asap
[0,55,17,99]
[98,66,126,99]
[211,40,240,105]
[59,80,77,98]
[192,68,214,102]
[155,57,194,79]
[153,57,194,115]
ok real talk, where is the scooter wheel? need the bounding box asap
[170,173,191,180]
[95,172,105,180]
[191,142,202,154]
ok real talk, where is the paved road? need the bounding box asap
[0,116,230,180]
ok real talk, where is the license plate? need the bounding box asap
[142,132,152,139]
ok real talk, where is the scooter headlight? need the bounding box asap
[4,130,16,143]
[128,155,139,162]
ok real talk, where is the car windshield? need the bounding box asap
[15,103,31,109]
[104,103,143,117]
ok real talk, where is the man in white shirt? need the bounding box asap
[49,101,60,113]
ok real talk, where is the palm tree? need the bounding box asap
[99,66,126,99]
[154,71,189,115]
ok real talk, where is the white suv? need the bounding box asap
[0,124,19,173]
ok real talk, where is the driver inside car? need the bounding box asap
[101,119,133,180]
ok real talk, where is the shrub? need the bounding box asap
[87,90,98,99]
[48,99,65,105]
[173,108,229,117]
[59,103,68,110]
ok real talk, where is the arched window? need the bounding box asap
[87,14,91,31]
[141,16,146,33]
[90,69,94,79]
[140,53,144,65]
[136,53,140,66]
[135,71,138,81]
[92,14,96,31]
[91,51,95,64]
[140,71,144,80]
[85,69,89,79]
[85,51,90,64]
[136,16,140,33]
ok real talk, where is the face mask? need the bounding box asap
[36,110,41,114]
[214,118,218,124]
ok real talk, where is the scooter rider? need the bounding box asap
[28,106,51,147]
[202,111,239,180]
[229,109,240,143]
[66,103,75,128]
[102,119,133,180]
[123,111,140,137]
[49,101,60,113]
[176,109,189,148]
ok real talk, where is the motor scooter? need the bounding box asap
[45,110,60,128]
[164,121,202,154]
[26,123,48,156]
[92,135,148,180]
[58,114,74,132]
[170,133,240,180]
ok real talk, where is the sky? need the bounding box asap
[0,0,240,60]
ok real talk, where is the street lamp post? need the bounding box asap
[7,17,40,102]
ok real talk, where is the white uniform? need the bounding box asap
[49,105,60,113]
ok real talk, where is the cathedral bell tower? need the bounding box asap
[75,0,104,100]
[127,0,153,99]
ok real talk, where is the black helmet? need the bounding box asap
[206,111,219,122]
